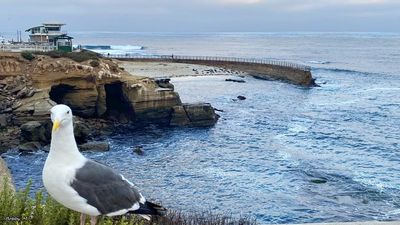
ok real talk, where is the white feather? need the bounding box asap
[43,105,100,216]
[43,105,152,218]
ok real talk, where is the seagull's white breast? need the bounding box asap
[43,157,101,216]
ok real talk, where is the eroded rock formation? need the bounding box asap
[0,52,218,153]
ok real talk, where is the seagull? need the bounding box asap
[43,104,166,225]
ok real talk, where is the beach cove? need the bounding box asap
[1,32,400,224]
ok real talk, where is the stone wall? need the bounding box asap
[118,58,314,86]
[176,60,313,86]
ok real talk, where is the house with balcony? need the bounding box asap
[25,22,73,52]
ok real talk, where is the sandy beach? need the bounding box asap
[118,61,246,78]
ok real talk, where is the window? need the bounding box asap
[47,27,60,32]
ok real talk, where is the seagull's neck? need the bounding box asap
[48,122,85,164]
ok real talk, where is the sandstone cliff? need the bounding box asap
[0,52,218,153]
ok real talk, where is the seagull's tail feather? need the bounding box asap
[130,201,167,220]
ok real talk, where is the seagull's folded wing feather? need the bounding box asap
[70,160,142,215]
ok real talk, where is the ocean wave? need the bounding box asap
[80,44,143,50]
[79,44,144,55]
[307,60,331,65]
[361,87,400,92]
[311,65,400,78]
[313,67,387,76]
[110,45,144,50]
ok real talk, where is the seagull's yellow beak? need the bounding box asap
[52,119,60,132]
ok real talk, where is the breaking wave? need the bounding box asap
[79,45,144,55]
[307,60,331,65]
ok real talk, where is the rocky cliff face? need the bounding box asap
[0,52,218,153]
[0,157,14,192]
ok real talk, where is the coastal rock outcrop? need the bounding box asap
[155,78,174,90]
[0,157,14,192]
[170,103,219,127]
[0,52,218,151]
[20,121,49,143]
[18,141,42,154]
[78,141,110,152]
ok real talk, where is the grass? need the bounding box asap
[0,179,256,225]
[21,52,35,61]
[90,60,100,67]
[32,50,102,63]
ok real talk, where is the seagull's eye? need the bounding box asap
[67,111,70,114]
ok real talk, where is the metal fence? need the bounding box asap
[0,44,56,52]
[104,54,311,72]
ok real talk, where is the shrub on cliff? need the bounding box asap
[66,50,101,63]
[34,50,102,63]
[90,60,100,67]
[42,51,64,58]
[21,52,35,61]
[0,180,256,225]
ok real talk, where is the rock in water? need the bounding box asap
[74,120,91,144]
[79,141,110,152]
[20,121,49,143]
[155,78,174,90]
[311,179,327,184]
[170,105,191,126]
[237,95,246,100]
[133,146,144,155]
[183,103,219,127]
[225,78,246,83]
[170,103,219,127]
[18,141,42,154]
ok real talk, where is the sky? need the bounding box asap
[0,0,399,32]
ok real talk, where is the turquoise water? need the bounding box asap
[3,33,400,224]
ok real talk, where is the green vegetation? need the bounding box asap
[21,52,35,61]
[34,50,102,63]
[0,180,256,225]
[90,60,100,67]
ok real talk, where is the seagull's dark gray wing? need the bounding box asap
[70,160,142,215]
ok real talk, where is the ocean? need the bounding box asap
[3,32,400,224]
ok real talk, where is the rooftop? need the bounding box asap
[42,22,66,26]
[26,22,66,32]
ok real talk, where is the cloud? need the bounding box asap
[212,0,397,8]
[345,0,389,4]
[215,0,263,5]
[0,0,399,32]
[267,0,400,12]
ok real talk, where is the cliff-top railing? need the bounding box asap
[0,43,56,52]
[104,54,312,72]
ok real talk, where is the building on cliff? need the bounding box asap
[25,22,73,52]
[0,22,73,53]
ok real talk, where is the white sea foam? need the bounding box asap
[361,87,400,93]
[308,60,330,64]
[288,124,308,134]
[387,209,400,215]
[111,45,143,50]
[79,44,144,55]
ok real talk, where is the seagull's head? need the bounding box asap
[50,104,73,132]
